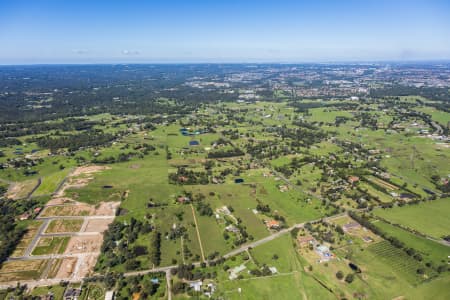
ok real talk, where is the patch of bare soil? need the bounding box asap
[76,253,99,278]
[54,165,111,197]
[40,203,95,217]
[54,257,77,279]
[83,219,113,233]
[45,197,76,206]
[72,165,111,177]
[94,201,120,215]
[64,236,103,254]
[5,179,38,200]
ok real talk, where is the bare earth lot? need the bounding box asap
[0,165,117,285]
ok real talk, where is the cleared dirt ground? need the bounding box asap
[40,201,119,217]
[64,235,103,254]
[0,260,47,282]
[76,254,99,279]
[45,219,84,233]
[83,219,112,232]
[53,257,77,279]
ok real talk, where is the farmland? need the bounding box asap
[374,198,450,239]
[0,64,449,298]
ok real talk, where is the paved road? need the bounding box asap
[0,207,349,289]
[40,232,101,237]
[23,219,50,257]
[8,252,98,261]
[16,214,113,258]
[122,213,347,277]
[37,215,115,220]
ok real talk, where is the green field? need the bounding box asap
[32,236,70,255]
[374,198,450,239]
[373,220,449,266]
[30,285,66,299]
[34,168,71,196]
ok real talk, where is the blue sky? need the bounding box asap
[0,0,449,64]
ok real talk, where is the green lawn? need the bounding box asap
[30,285,66,299]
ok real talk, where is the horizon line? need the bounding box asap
[1,59,450,66]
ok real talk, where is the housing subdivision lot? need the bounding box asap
[45,219,84,233]
[0,166,118,286]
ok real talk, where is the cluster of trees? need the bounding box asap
[148,231,161,267]
[35,130,116,152]
[196,201,213,216]
[207,147,244,159]
[0,197,43,264]
[336,271,354,283]
[289,101,357,113]
[304,221,338,244]
[0,118,99,139]
[171,263,219,294]
[370,86,450,103]
[99,218,153,271]
[278,126,328,148]
[115,274,163,300]
[249,265,274,277]
[0,137,21,147]
[431,174,450,194]
[355,112,378,129]
[169,167,209,185]
[0,65,243,123]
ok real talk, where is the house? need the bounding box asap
[178,176,188,183]
[189,280,203,292]
[343,222,361,232]
[34,207,42,214]
[399,193,415,200]
[315,244,334,262]
[266,220,280,229]
[150,278,159,284]
[229,264,247,280]
[177,196,190,203]
[18,212,31,221]
[63,288,82,300]
[204,283,217,298]
[297,235,315,247]
[225,225,240,233]
[362,236,373,243]
[348,176,360,184]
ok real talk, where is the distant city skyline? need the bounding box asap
[0,0,450,64]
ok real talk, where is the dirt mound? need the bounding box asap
[72,165,111,177]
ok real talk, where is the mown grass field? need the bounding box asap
[374,198,450,239]
[34,168,71,196]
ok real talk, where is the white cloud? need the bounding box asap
[122,50,140,56]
